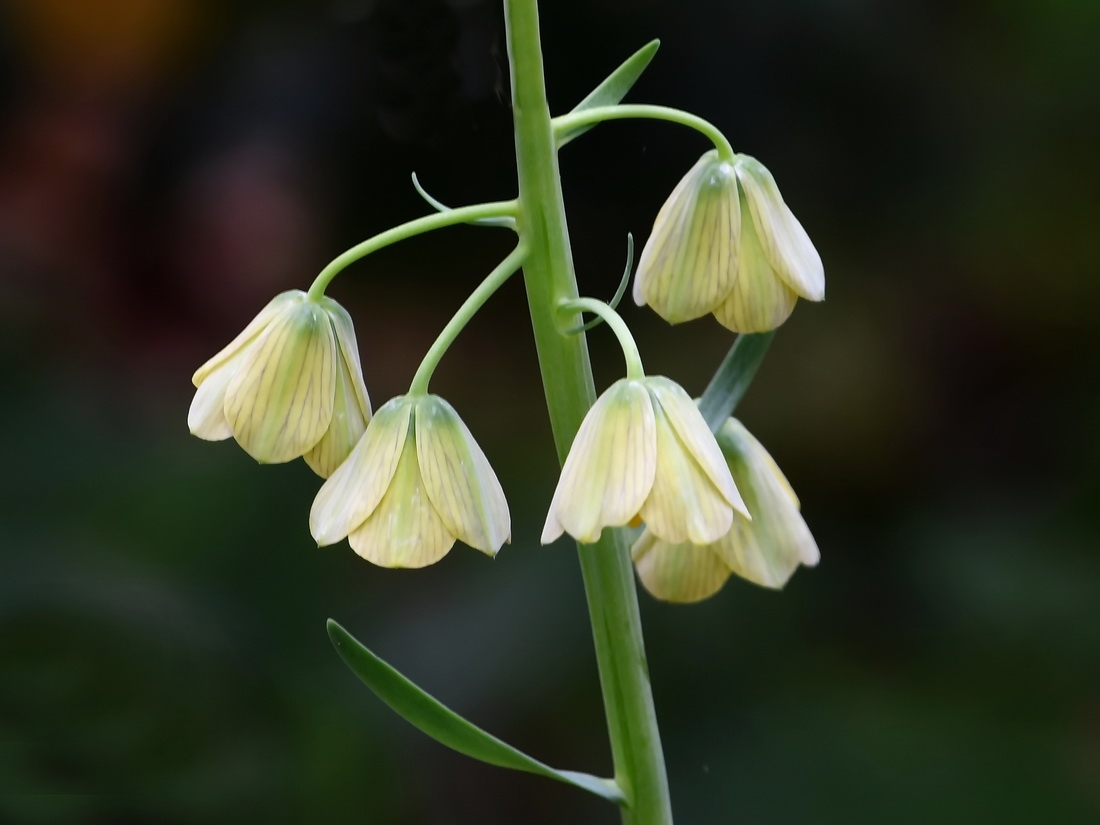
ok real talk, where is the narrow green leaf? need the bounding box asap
[697,332,776,433]
[557,39,660,148]
[327,619,625,805]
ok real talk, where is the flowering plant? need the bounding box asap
[188,3,824,821]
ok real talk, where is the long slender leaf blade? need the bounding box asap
[697,332,776,433]
[558,39,660,148]
[327,619,624,804]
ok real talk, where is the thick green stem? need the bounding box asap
[408,244,529,395]
[504,2,673,823]
[553,104,735,161]
[307,201,518,300]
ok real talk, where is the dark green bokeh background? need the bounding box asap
[1,0,1097,822]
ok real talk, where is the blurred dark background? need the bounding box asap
[1,0,1097,822]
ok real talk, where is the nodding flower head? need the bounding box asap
[188,290,372,478]
[542,376,748,547]
[633,150,824,333]
[310,394,510,569]
[632,417,819,603]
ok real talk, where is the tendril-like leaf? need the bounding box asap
[565,233,635,335]
[411,173,517,229]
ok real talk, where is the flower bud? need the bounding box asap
[188,291,372,477]
[633,150,824,333]
[542,376,748,547]
[632,417,819,602]
[310,394,510,568]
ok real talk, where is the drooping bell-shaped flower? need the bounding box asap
[188,290,372,478]
[633,150,824,333]
[542,376,748,546]
[632,417,819,602]
[310,394,510,568]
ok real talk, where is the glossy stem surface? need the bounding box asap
[505,2,673,822]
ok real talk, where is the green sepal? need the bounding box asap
[327,620,625,805]
[557,39,660,148]
[697,332,776,433]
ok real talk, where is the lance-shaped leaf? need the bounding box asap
[697,331,776,433]
[327,620,625,805]
[557,39,660,148]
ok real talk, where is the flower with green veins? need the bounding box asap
[542,376,748,547]
[633,150,824,333]
[310,394,509,568]
[632,417,819,603]
[188,290,372,478]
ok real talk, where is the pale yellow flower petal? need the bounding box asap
[758,445,800,509]
[711,189,798,333]
[632,164,697,311]
[638,398,733,545]
[414,396,510,556]
[541,379,657,544]
[302,338,371,478]
[348,426,455,568]
[224,301,337,464]
[727,419,819,569]
[631,530,732,604]
[191,291,303,387]
[541,510,566,546]
[736,157,824,302]
[320,296,372,422]
[710,419,819,588]
[709,513,811,589]
[310,397,412,546]
[633,150,741,323]
[645,377,747,518]
[187,351,242,441]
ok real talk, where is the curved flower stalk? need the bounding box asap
[633,150,824,333]
[541,375,748,547]
[632,417,819,603]
[188,290,372,477]
[310,394,510,568]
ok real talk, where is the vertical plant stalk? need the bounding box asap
[503,1,673,822]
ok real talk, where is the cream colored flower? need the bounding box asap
[632,417,819,602]
[541,376,748,546]
[310,394,510,568]
[633,150,824,333]
[188,290,372,477]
